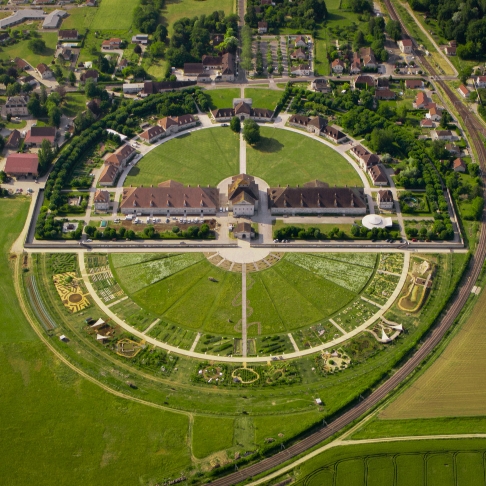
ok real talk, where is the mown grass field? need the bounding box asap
[91,0,139,30]
[192,416,234,458]
[125,128,239,187]
[244,88,282,111]
[0,33,57,66]
[163,0,234,35]
[246,127,362,187]
[291,439,486,486]
[203,88,241,110]
[247,257,358,333]
[0,199,194,485]
[114,257,243,334]
[60,7,97,32]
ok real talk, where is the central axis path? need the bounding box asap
[240,132,247,173]
[241,263,247,357]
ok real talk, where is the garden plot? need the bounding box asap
[295,321,339,349]
[378,253,405,275]
[113,253,204,294]
[85,254,109,272]
[46,254,77,275]
[110,298,158,332]
[255,334,294,356]
[363,273,400,306]
[317,252,377,268]
[314,348,352,375]
[88,267,124,304]
[331,299,378,333]
[110,253,181,269]
[195,334,234,356]
[286,253,374,293]
[147,321,197,350]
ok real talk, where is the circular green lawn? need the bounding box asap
[124,128,240,188]
[246,126,363,187]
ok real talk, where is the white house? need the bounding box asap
[331,59,345,73]
[94,190,110,211]
[398,39,413,53]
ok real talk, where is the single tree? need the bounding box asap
[230,116,241,133]
[28,38,46,54]
[242,118,261,145]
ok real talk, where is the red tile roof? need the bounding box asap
[5,153,38,174]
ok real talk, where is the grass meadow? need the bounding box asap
[60,7,97,32]
[91,0,139,30]
[0,199,193,485]
[192,416,234,458]
[0,33,57,66]
[125,128,239,187]
[203,88,241,110]
[162,0,234,35]
[291,439,486,486]
[244,88,282,111]
[62,93,88,118]
[246,127,362,187]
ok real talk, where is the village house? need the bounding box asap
[291,64,311,76]
[420,118,434,128]
[80,69,99,83]
[6,129,22,149]
[369,164,388,186]
[413,92,432,109]
[353,75,374,89]
[5,95,29,116]
[312,78,331,93]
[131,34,149,45]
[294,35,307,48]
[19,75,37,87]
[458,84,470,98]
[445,41,457,56]
[228,174,259,216]
[101,38,122,50]
[431,130,455,141]
[98,164,119,186]
[377,189,394,209]
[105,144,136,169]
[4,153,38,178]
[94,189,111,211]
[405,79,424,89]
[258,21,268,34]
[331,59,345,73]
[58,48,72,62]
[14,57,30,71]
[0,9,45,29]
[157,114,197,135]
[288,114,327,135]
[453,158,466,172]
[445,143,461,156]
[36,63,53,79]
[58,29,78,41]
[351,144,380,170]
[120,180,220,216]
[24,126,56,147]
[476,76,486,88]
[426,106,442,121]
[139,125,165,144]
[349,53,361,74]
[267,181,367,216]
[398,38,413,53]
[290,48,307,61]
[322,125,347,143]
[359,47,377,69]
[375,89,396,100]
[234,222,255,239]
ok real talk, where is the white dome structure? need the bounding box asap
[362,214,393,230]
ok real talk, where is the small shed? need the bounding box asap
[233,222,255,239]
[91,318,105,328]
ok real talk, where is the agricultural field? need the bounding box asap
[91,0,139,30]
[203,88,241,110]
[289,439,486,486]
[244,88,282,111]
[124,128,239,187]
[380,281,486,420]
[246,127,362,187]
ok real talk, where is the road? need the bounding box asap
[205,1,486,484]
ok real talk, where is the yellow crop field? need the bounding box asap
[381,288,486,419]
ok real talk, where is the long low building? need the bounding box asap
[212,101,273,122]
[267,180,366,215]
[4,153,39,178]
[120,180,220,216]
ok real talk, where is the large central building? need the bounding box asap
[120,180,220,216]
[267,180,367,215]
[227,174,259,216]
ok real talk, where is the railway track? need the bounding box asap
[207,4,486,485]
